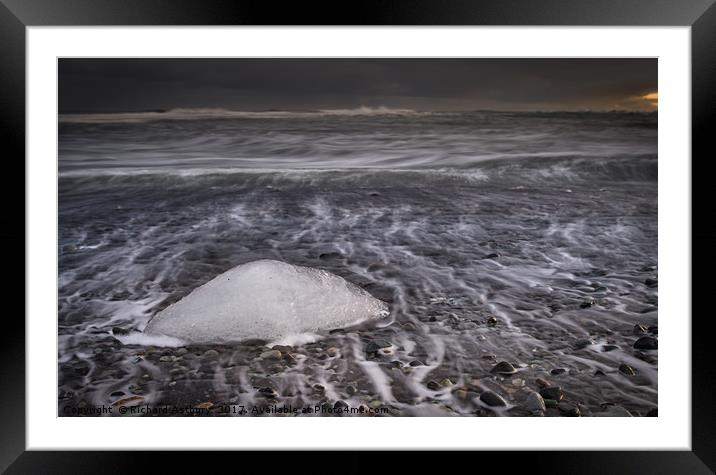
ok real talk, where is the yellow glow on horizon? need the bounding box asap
[643,92,658,101]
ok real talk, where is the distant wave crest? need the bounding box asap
[59,106,423,124]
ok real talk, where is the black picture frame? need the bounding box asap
[1,1,714,473]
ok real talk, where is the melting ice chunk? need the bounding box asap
[145,259,389,344]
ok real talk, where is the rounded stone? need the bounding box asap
[574,338,594,349]
[490,361,517,375]
[259,350,282,360]
[366,339,392,354]
[557,402,581,417]
[539,386,563,401]
[524,391,546,413]
[619,363,636,376]
[634,336,658,350]
[480,390,507,407]
[333,400,349,411]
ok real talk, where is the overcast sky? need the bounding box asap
[58,58,657,113]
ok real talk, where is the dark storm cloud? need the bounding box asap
[58,58,657,113]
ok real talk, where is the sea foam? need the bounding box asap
[145,259,389,344]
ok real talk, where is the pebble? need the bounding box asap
[426,380,441,391]
[524,392,546,413]
[111,395,144,406]
[333,400,349,411]
[634,336,658,350]
[128,384,143,395]
[409,360,424,367]
[480,390,507,407]
[271,345,293,353]
[366,339,392,354]
[259,350,282,360]
[486,316,498,326]
[484,253,501,259]
[326,347,339,357]
[63,244,78,253]
[575,338,594,349]
[346,385,357,396]
[619,363,637,376]
[633,324,649,335]
[602,345,619,352]
[580,298,596,309]
[111,327,130,335]
[439,378,454,387]
[544,398,559,409]
[594,369,606,376]
[557,401,581,417]
[550,368,567,375]
[490,361,517,375]
[257,387,278,398]
[536,378,551,388]
[159,355,174,363]
[539,386,563,401]
[203,349,219,359]
[453,389,469,400]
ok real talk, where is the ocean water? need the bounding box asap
[58,109,658,417]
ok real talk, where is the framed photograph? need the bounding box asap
[3,0,714,472]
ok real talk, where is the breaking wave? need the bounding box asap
[59,106,423,124]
